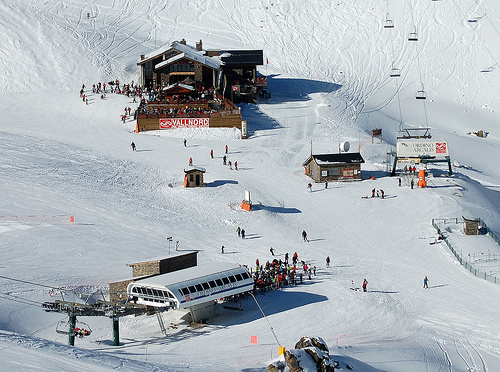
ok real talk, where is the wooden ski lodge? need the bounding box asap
[135,39,266,132]
[303,153,365,182]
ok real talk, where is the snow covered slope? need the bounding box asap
[1,0,500,371]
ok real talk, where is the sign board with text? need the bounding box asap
[159,118,209,129]
[397,139,449,158]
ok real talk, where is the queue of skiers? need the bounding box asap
[253,256,317,292]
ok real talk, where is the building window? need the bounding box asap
[330,168,340,176]
[343,169,354,177]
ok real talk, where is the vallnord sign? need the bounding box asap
[160,118,210,129]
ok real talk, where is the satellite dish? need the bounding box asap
[340,141,350,152]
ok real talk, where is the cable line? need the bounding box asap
[0,293,42,308]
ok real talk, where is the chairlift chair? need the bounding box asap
[415,90,427,100]
[56,320,92,336]
[408,27,418,41]
[384,14,394,29]
[390,65,401,77]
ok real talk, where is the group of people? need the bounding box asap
[404,165,417,174]
[138,104,211,118]
[253,255,317,292]
[236,226,246,239]
[79,79,141,107]
[371,188,385,198]
[74,327,90,338]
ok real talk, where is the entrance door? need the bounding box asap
[195,174,200,186]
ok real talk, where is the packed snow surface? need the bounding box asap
[1,0,500,371]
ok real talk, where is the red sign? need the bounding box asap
[160,118,209,129]
[436,142,447,154]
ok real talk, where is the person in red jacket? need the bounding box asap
[362,279,368,292]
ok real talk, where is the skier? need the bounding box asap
[411,179,414,189]
[221,245,225,254]
[398,178,401,187]
[237,226,241,237]
[234,161,238,170]
[223,155,227,165]
[175,241,179,251]
[210,149,214,159]
[225,144,228,154]
[241,228,245,239]
[362,279,368,292]
[131,142,136,151]
[270,247,275,256]
[325,179,328,189]
[302,230,308,242]
[380,189,385,199]
[189,157,193,166]
[371,188,375,198]
[313,266,316,276]
[423,276,429,289]
[184,139,187,147]
[307,183,312,192]
[284,252,289,264]
[326,256,330,267]
[229,160,232,170]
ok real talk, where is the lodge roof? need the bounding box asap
[184,167,206,174]
[219,50,264,66]
[155,48,222,71]
[303,153,365,166]
[138,41,263,69]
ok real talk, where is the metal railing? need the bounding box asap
[432,218,500,284]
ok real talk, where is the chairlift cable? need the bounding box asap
[0,274,73,292]
[0,293,43,307]
[408,0,430,128]
[249,292,281,347]
[386,0,405,126]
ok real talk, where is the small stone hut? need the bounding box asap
[303,153,365,182]
[109,252,198,302]
[184,167,206,187]
[463,216,480,235]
